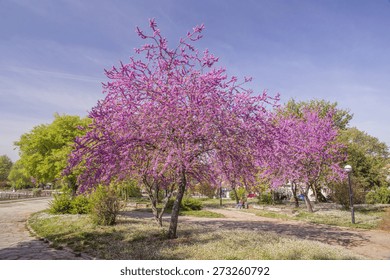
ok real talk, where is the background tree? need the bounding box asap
[7,160,32,189]
[15,114,90,189]
[67,19,279,239]
[332,127,389,206]
[0,155,13,188]
[281,99,352,202]
[263,108,346,212]
[284,99,353,130]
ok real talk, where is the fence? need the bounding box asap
[0,190,53,201]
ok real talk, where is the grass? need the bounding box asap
[248,204,388,230]
[180,210,225,218]
[28,211,362,260]
[130,207,225,218]
[195,198,236,208]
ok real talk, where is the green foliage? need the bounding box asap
[49,191,73,214]
[0,155,13,187]
[165,198,175,210]
[179,210,224,218]
[180,197,203,211]
[258,192,273,205]
[71,195,91,214]
[115,180,142,200]
[366,187,390,204]
[191,183,216,198]
[49,189,91,215]
[7,160,32,189]
[229,187,246,201]
[166,197,203,211]
[89,185,122,226]
[284,99,353,130]
[329,179,366,210]
[14,114,91,187]
[339,127,389,191]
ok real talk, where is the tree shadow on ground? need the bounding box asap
[0,239,85,260]
[184,219,369,248]
[122,208,369,248]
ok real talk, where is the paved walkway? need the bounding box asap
[0,198,86,260]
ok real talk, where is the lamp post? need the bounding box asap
[344,165,355,224]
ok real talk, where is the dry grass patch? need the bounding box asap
[379,208,390,231]
[29,211,362,260]
[248,204,387,229]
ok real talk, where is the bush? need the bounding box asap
[71,195,91,214]
[366,187,390,204]
[181,197,203,211]
[49,192,73,214]
[258,193,273,205]
[166,197,203,211]
[329,179,366,210]
[89,185,123,226]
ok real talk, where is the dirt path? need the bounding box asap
[176,208,390,260]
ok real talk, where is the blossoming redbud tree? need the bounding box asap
[262,108,346,211]
[67,20,278,238]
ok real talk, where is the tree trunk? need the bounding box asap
[232,186,239,204]
[219,186,223,207]
[156,192,172,227]
[144,178,172,228]
[291,182,299,208]
[303,185,313,212]
[149,194,161,226]
[167,170,186,239]
[311,184,318,203]
[314,184,327,202]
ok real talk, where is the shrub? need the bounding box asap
[258,192,273,205]
[165,198,175,210]
[166,197,203,211]
[71,195,91,214]
[49,192,73,214]
[181,197,203,211]
[89,185,123,226]
[366,186,390,204]
[329,179,366,210]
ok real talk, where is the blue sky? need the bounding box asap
[1,0,390,161]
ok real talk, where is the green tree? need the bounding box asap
[0,155,13,187]
[339,127,389,191]
[284,98,353,130]
[14,114,91,189]
[7,160,32,189]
